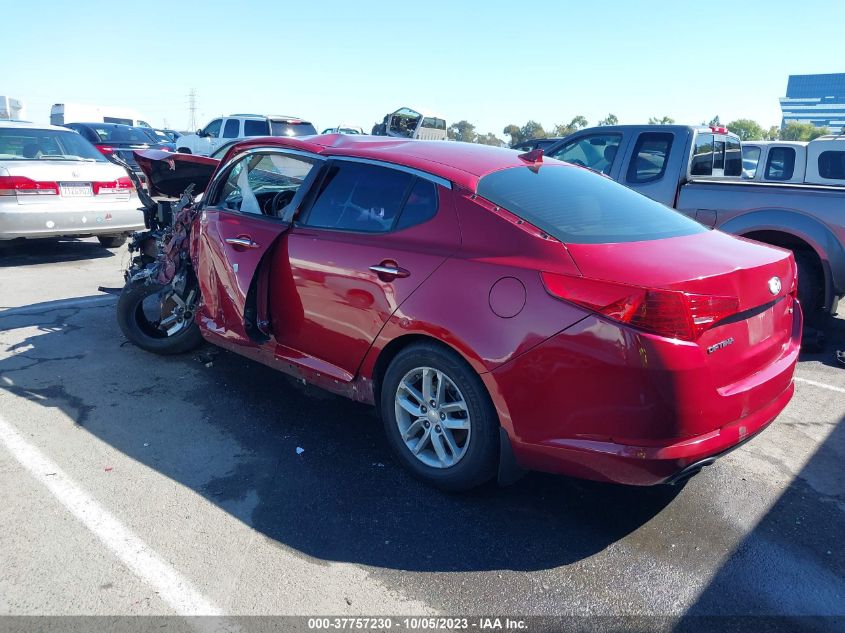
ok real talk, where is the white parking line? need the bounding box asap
[794,376,845,394]
[0,414,233,628]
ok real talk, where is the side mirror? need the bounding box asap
[197,129,205,137]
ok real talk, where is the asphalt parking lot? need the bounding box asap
[0,238,843,629]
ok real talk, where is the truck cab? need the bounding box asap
[543,125,742,207]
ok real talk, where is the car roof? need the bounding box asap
[220,134,559,190]
[0,120,76,132]
[67,122,148,129]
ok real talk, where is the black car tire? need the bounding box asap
[380,342,499,491]
[794,250,822,318]
[98,234,127,248]
[117,279,203,355]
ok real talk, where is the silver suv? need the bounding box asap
[175,114,316,156]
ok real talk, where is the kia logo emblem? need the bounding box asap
[768,277,782,295]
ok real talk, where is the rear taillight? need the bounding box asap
[0,175,59,196]
[96,145,116,156]
[93,177,133,194]
[541,272,739,341]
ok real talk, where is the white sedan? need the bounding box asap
[0,121,144,248]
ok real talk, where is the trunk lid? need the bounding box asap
[564,230,796,387]
[133,150,219,197]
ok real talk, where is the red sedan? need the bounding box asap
[122,135,802,490]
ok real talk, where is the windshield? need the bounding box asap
[477,164,705,244]
[269,121,317,137]
[0,128,106,161]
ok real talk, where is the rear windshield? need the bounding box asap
[0,128,106,162]
[270,121,317,137]
[477,164,706,244]
[89,125,156,144]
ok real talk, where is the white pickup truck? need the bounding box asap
[175,114,316,156]
[742,136,845,186]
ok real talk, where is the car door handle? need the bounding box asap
[370,263,410,279]
[225,236,260,250]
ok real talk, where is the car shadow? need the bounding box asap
[800,310,845,370]
[0,238,115,267]
[0,299,681,573]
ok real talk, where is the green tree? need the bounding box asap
[764,126,781,140]
[597,114,618,126]
[781,122,830,141]
[553,116,588,137]
[503,124,523,145]
[521,120,547,140]
[708,115,721,126]
[648,116,675,125]
[476,132,505,146]
[725,119,764,141]
[448,120,477,143]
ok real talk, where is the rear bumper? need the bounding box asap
[508,381,793,485]
[487,300,802,486]
[0,197,144,240]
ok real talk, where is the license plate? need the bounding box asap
[60,182,92,197]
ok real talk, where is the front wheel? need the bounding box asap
[98,234,127,248]
[380,342,499,491]
[117,279,203,355]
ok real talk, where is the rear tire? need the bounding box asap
[794,250,823,318]
[117,279,203,355]
[98,234,127,248]
[380,342,498,491]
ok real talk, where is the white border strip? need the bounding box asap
[794,376,845,394]
[0,414,232,626]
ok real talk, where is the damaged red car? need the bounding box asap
[119,135,802,490]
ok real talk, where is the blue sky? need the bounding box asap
[2,0,842,135]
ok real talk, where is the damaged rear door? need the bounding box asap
[193,148,324,343]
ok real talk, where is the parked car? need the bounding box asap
[542,125,845,317]
[175,114,317,156]
[145,128,178,151]
[63,122,171,180]
[371,108,448,140]
[0,121,143,247]
[510,137,562,152]
[121,136,801,491]
[742,136,845,185]
[321,126,365,135]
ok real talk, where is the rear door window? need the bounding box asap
[222,119,240,138]
[301,161,413,233]
[765,147,796,181]
[742,146,761,177]
[818,150,845,179]
[690,133,714,175]
[626,132,673,183]
[725,137,742,176]
[477,164,705,244]
[547,134,622,174]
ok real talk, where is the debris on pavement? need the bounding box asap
[104,466,113,472]
[296,447,305,455]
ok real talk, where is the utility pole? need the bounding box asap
[188,89,197,131]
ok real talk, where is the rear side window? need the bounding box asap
[626,132,673,184]
[269,121,318,137]
[742,146,761,177]
[302,162,413,233]
[765,147,796,181]
[690,133,714,176]
[222,119,240,138]
[396,179,438,230]
[818,150,845,179]
[725,137,742,176]
[477,165,705,244]
[244,120,270,136]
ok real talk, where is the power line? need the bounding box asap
[188,89,197,131]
